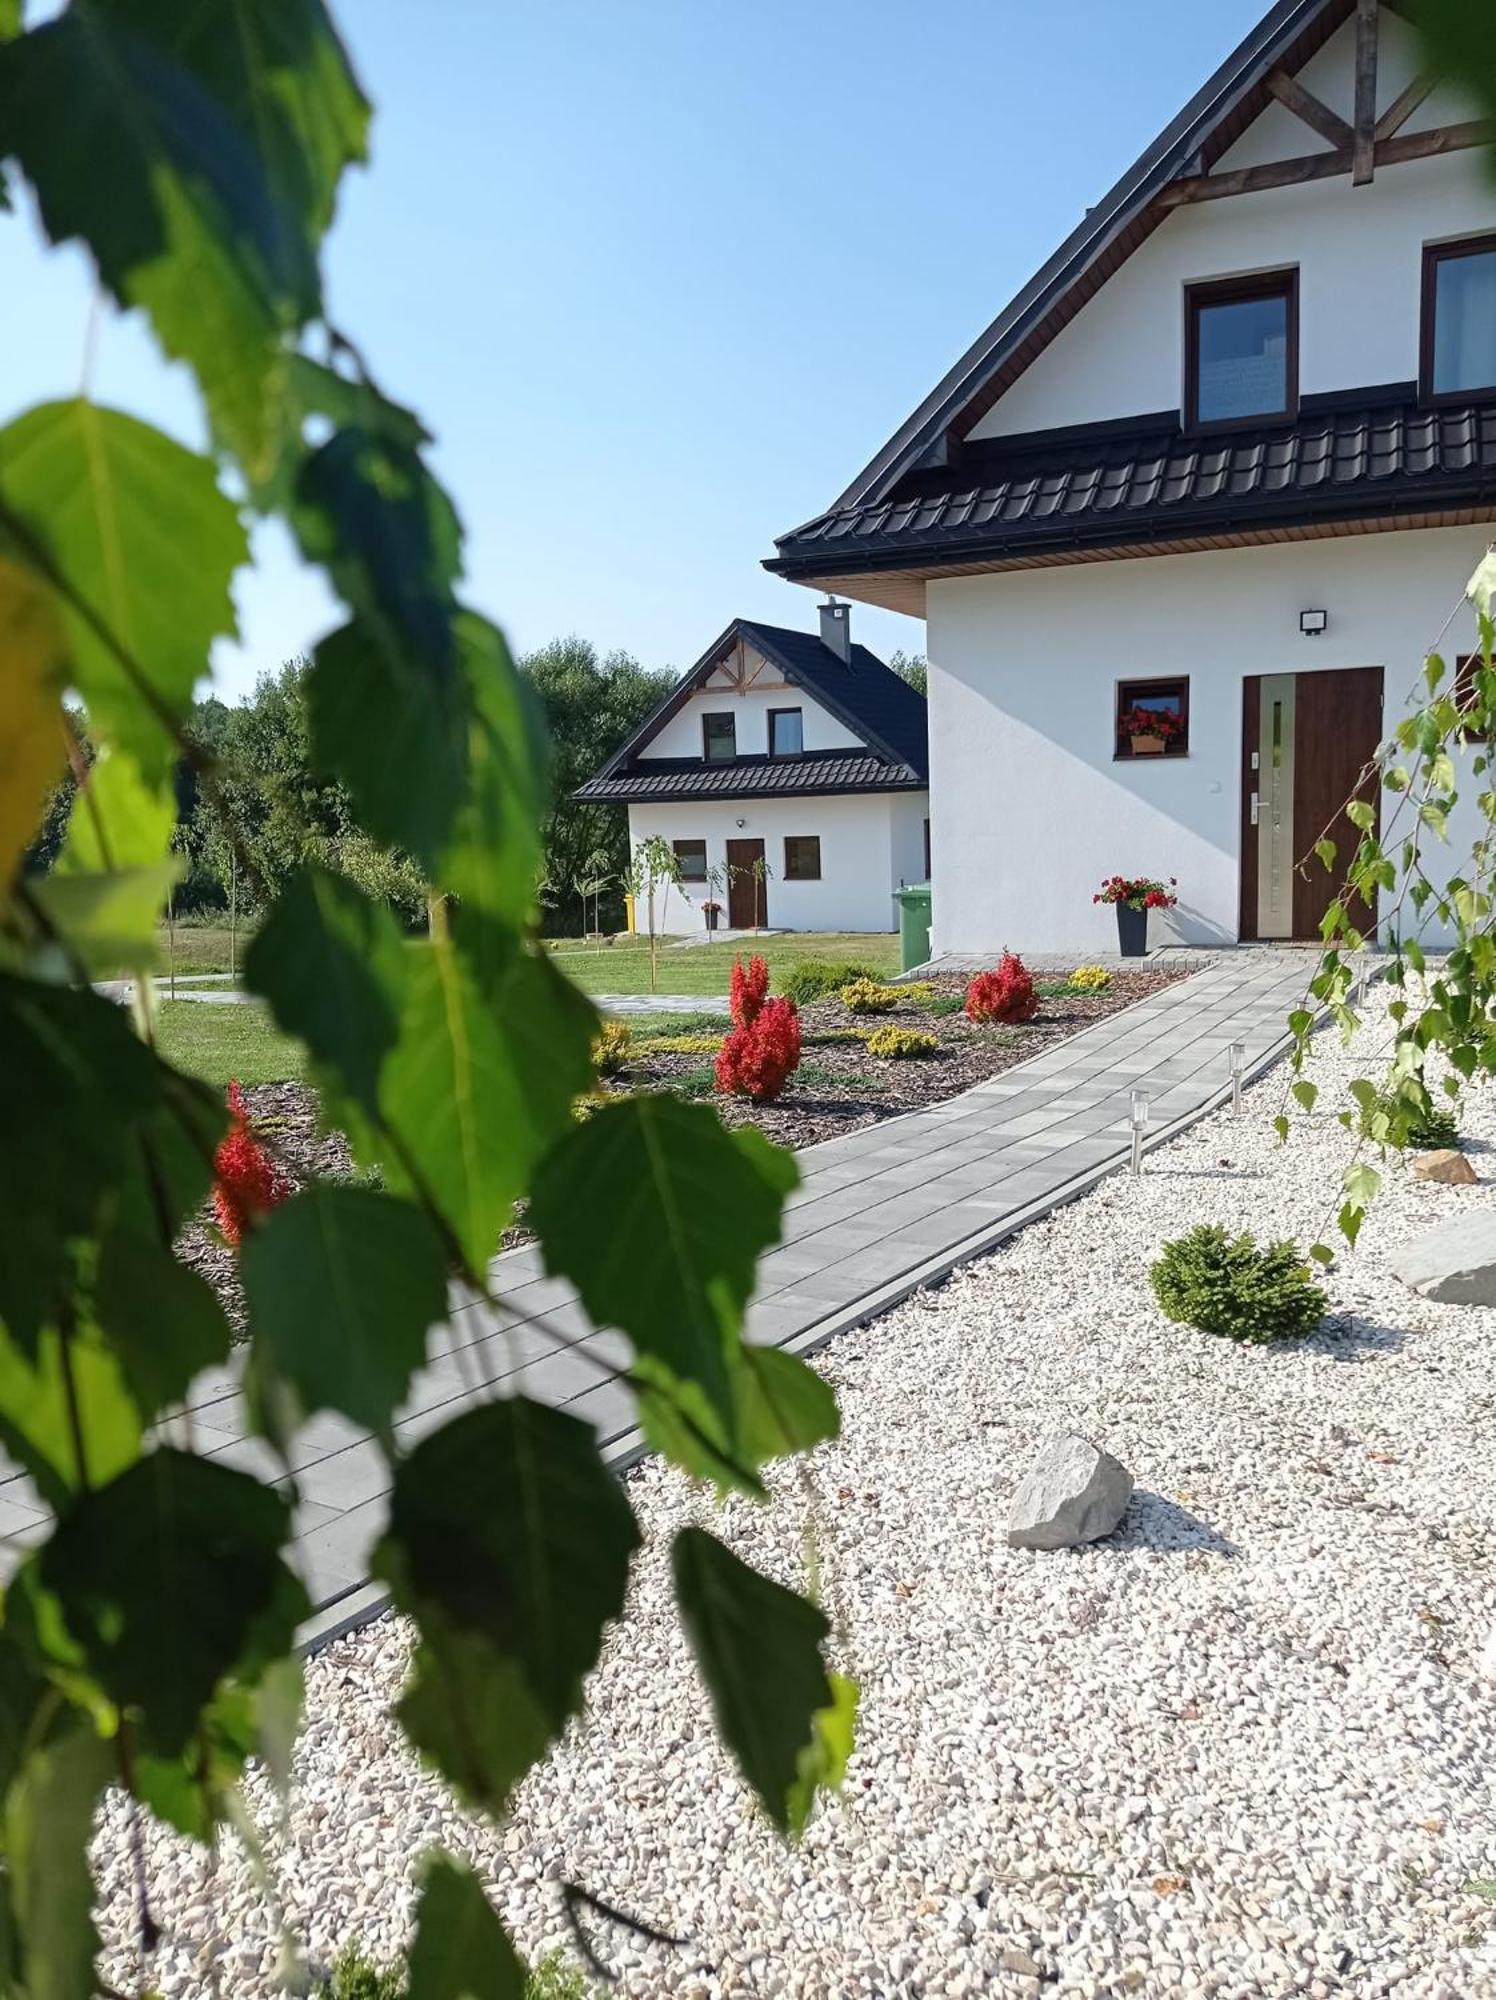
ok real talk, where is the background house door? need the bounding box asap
[1240,666,1383,941]
[726,838,766,928]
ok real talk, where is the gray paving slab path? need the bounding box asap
[6,951,1318,1644]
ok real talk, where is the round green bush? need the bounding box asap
[864,1025,937,1060]
[1150,1224,1326,1343]
[778,959,879,1005]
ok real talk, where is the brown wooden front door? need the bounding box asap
[726,838,766,929]
[1239,665,1383,941]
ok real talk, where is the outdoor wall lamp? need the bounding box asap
[1229,1041,1246,1115]
[1129,1089,1150,1176]
[735,817,747,828]
[1300,608,1329,638]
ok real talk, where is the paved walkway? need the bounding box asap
[2,953,1316,1642]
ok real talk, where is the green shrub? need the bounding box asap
[1358,1087,1460,1151]
[916,992,965,1017]
[778,958,879,1004]
[1150,1225,1326,1343]
[804,1026,869,1046]
[314,1947,403,2000]
[1407,1103,1460,1149]
[839,978,901,1015]
[633,1032,724,1056]
[864,1025,937,1060]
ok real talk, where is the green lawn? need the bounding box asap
[155,1001,304,1087]
[548,931,899,997]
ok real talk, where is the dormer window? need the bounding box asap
[702,712,735,762]
[769,708,804,756]
[1185,271,1297,430]
[1423,235,1496,403]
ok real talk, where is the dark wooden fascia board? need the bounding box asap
[735,623,909,772]
[593,619,745,779]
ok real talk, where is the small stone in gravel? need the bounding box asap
[1007,1432,1133,1550]
[1411,1149,1478,1185]
[1390,1207,1496,1301]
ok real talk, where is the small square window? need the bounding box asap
[1186,273,1296,428]
[769,708,804,756]
[673,839,708,882]
[783,835,822,881]
[702,712,735,762]
[1423,236,1496,402]
[1117,677,1189,760]
[1454,655,1491,743]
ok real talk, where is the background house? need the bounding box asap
[576,606,929,934]
[768,0,1496,957]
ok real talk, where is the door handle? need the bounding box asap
[1250,792,1260,826]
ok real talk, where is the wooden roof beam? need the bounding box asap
[1158,119,1493,207]
[1353,0,1379,184]
[1265,66,1353,151]
[1375,71,1435,142]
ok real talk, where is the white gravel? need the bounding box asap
[96,990,1496,1997]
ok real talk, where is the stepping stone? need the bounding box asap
[1391,1209,1496,1304]
[1008,1432,1133,1550]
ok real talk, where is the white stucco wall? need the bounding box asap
[924,525,1495,957]
[969,15,1491,440]
[640,676,861,761]
[626,791,929,935]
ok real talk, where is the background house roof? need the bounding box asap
[576,616,928,804]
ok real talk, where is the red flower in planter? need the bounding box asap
[965,952,1038,1025]
[729,953,769,1028]
[212,1080,290,1248]
[715,995,802,1102]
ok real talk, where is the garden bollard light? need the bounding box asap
[1230,1042,1246,1115]
[1129,1088,1149,1175]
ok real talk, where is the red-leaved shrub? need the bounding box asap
[729,953,769,1028]
[715,995,802,1102]
[965,952,1038,1025]
[213,1080,290,1248]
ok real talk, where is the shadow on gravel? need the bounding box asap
[1302,1314,1408,1361]
[1115,1492,1238,1556]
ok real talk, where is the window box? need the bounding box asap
[1116,677,1189,760]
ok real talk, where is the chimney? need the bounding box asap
[818,596,851,665]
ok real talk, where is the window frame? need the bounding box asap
[1420,233,1496,407]
[1115,675,1191,762]
[672,838,708,883]
[782,835,822,882]
[768,706,805,758]
[701,711,736,763]
[1183,269,1299,433]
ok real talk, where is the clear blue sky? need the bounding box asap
[1,0,1269,700]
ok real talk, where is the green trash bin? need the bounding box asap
[895,882,932,973]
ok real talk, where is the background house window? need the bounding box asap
[1186,273,1296,427]
[1454,655,1491,742]
[1116,676,1189,759]
[1424,237,1496,400]
[702,712,735,762]
[672,839,708,882]
[769,707,804,756]
[783,835,822,881]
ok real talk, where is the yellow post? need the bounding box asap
[624,893,637,935]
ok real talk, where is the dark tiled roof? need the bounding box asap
[576,748,922,804]
[578,616,929,802]
[770,398,1496,578]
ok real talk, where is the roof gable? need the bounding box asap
[789,0,1487,524]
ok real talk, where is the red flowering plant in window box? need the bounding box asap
[212,1080,291,1248]
[965,951,1038,1025]
[1120,705,1184,755]
[716,994,803,1103]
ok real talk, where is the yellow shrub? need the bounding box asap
[633,1032,724,1057]
[594,1020,632,1077]
[865,1025,938,1060]
[1069,964,1112,993]
[839,978,901,1015]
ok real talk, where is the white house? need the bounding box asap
[576,608,929,934]
[768,0,1496,957]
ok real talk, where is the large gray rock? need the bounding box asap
[1007,1433,1133,1551]
[1390,1209,1496,1304]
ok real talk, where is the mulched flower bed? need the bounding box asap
[616,969,1186,1149]
[180,969,1184,1330]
